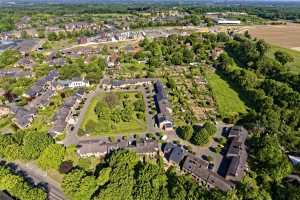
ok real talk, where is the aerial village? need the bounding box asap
[0,6,299,200]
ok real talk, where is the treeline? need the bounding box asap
[191,5,300,21]
[213,35,299,198]
[0,165,47,200]
[218,35,300,154]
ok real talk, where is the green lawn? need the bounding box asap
[267,45,300,74]
[206,71,248,119]
[79,91,147,136]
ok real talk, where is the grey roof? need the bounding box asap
[130,140,159,154]
[169,146,187,164]
[26,90,54,111]
[77,141,108,155]
[49,89,84,136]
[163,142,176,154]
[14,107,35,128]
[14,39,41,54]
[182,155,234,192]
[77,139,158,156]
[225,126,248,181]
[155,80,167,102]
[0,69,30,78]
[25,70,59,97]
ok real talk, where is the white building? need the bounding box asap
[215,19,241,25]
[56,78,90,89]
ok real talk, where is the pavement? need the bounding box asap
[1,160,67,200]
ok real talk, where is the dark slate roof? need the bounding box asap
[49,90,83,136]
[163,142,176,154]
[155,80,167,102]
[226,137,242,157]
[26,90,54,111]
[182,154,209,170]
[225,126,248,181]
[0,69,30,78]
[25,70,59,97]
[14,107,35,128]
[182,154,234,192]
[169,146,187,164]
[207,172,234,192]
[132,140,159,154]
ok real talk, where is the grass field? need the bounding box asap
[80,91,147,136]
[206,71,248,119]
[267,45,300,74]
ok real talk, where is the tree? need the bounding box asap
[97,167,111,186]
[0,166,47,200]
[252,135,292,182]
[37,144,66,170]
[203,121,217,136]
[94,101,110,120]
[183,48,194,64]
[178,125,193,141]
[256,39,269,57]
[23,132,53,160]
[62,168,87,199]
[191,128,210,146]
[134,99,146,112]
[274,50,294,65]
[166,77,176,89]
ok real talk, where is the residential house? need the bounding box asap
[77,141,108,158]
[168,145,187,165]
[106,53,120,69]
[24,70,59,98]
[154,81,173,131]
[48,90,84,137]
[102,78,153,90]
[12,107,36,129]
[225,126,248,182]
[14,39,43,55]
[77,139,159,158]
[77,36,88,44]
[0,69,31,78]
[55,78,90,90]
[25,90,55,111]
